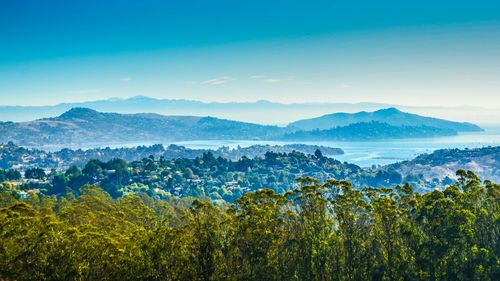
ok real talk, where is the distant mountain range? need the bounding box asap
[1,96,499,125]
[0,107,483,148]
[288,107,482,132]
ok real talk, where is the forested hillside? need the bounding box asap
[386,146,500,183]
[0,108,284,147]
[283,121,457,141]
[0,142,343,170]
[289,107,483,131]
[2,144,499,200]
[0,171,497,280]
[2,150,372,202]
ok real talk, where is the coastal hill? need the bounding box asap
[288,107,483,131]
[0,108,284,147]
[0,107,483,147]
[283,121,458,141]
[385,146,500,183]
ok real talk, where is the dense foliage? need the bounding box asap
[8,151,408,202]
[4,143,499,196]
[398,146,500,167]
[4,145,500,202]
[385,146,500,184]
[0,142,342,170]
[0,170,497,281]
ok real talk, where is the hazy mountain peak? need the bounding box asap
[289,108,482,132]
[59,107,101,119]
[0,98,498,125]
[374,107,402,115]
[255,99,273,104]
[127,95,154,101]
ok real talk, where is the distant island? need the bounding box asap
[0,107,483,148]
[288,107,482,132]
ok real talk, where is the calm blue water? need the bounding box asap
[171,129,500,167]
[56,129,500,167]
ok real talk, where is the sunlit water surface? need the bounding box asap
[170,129,500,167]
[40,129,500,167]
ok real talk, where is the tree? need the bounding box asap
[25,168,47,180]
[0,170,498,281]
[50,174,68,195]
[231,189,286,280]
[6,169,21,181]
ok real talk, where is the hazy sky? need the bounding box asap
[1,0,500,107]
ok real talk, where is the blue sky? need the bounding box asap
[1,0,500,107]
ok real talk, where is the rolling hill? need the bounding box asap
[0,107,484,148]
[384,146,500,184]
[288,107,483,132]
[283,121,458,141]
[0,108,284,147]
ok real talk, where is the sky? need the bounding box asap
[1,0,500,108]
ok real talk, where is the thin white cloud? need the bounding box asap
[250,75,294,83]
[250,75,266,79]
[65,89,101,94]
[202,76,235,85]
[264,79,281,83]
[336,83,352,89]
[288,81,313,86]
[120,76,132,82]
